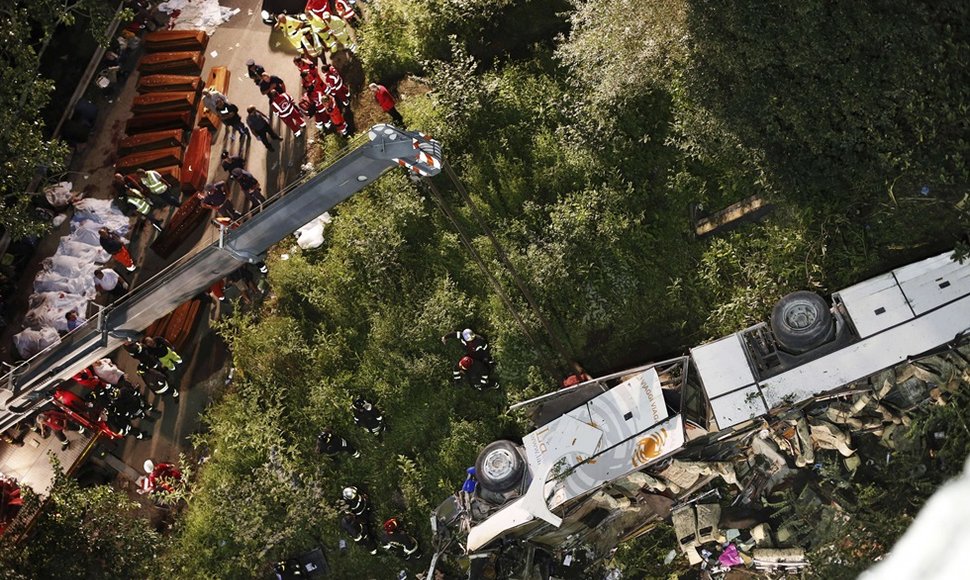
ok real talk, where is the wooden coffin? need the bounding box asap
[198,66,230,129]
[115,146,184,174]
[180,127,211,194]
[144,299,202,352]
[151,165,182,187]
[138,51,204,75]
[138,74,202,94]
[126,111,192,134]
[151,195,210,258]
[132,91,198,114]
[118,129,185,156]
[144,30,209,53]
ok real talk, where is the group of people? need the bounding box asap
[337,486,421,561]
[276,0,360,63]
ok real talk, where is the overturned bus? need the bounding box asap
[429,250,970,576]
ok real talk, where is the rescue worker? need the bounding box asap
[320,92,348,135]
[316,427,360,458]
[136,168,181,207]
[294,55,322,85]
[198,181,242,220]
[352,397,385,436]
[98,227,135,271]
[107,379,157,422]
[305,1,353,55]
[143,336,182,371]
[441,328,492,364]
[245,106,282,152]
[268,89,306,137]
[214,97,250,141]
[453,356,497,391]
[102,410,149,440]
[323,64,350,108]
[368,83,405,126]
[116,185,164,232]
[125,338,160,369]
[380,517,420,560]
[339,485,370,516]
[229,167,266,210]
[73,366,106,391]
[276,13,323,58]
[137,361,177,401]
[340,513,378,555]
[35,409,75,449]
[245,59,265,86]
[139,459,182,494]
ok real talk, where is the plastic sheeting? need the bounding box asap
[23,292,89,333]
[295,212,332,250]
[11,327,60,360]
[157,0,239,35]
[93,358,124,385]
[73,199,131,236]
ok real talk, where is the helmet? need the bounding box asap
[143,459,155,474]
[383,517,399,534]
[245,59,255,66]
[466,467,476,476]
[352,397,365,409]
[459,356,474,371]
[461,329,475,342]
[342,486,358,500]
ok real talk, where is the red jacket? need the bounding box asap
[373,85,396,112]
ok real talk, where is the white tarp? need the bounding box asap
[157,0,239,35]
[12,327,60,360]
[295,212,332,250]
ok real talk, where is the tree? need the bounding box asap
[0,457,159,579]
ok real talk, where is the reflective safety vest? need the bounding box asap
[124,193,152,215]
[141,171,167,195]
[272,92,296,117]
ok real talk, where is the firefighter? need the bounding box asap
[125,338,160,369]
[316,427,360,458]
[453,356,498,391]
[136,168,181,207]
[268,89,306,137]
[352,397,385,436]
[340,513,378,554]
[137,361,178,401]
[143,336,182,371]
[229,168,266,210]
[139,459,182,495]
[35,409,76,449]
[102,410,149,440]
[340,485,370,516]
[73,366,106,391]
[198,182,242,221]
[441,328,493,364]
[323,64,350,108]
[380,517,420,560]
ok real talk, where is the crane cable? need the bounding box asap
[440,160,576,368]
[422,178,564,381]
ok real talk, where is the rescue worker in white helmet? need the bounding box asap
[441,327,492,364]
[339,485,369,516]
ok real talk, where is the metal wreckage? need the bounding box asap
[426,251,970,579]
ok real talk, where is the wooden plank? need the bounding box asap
[125,111,192,134]
[693,194,773,238]
[144,30,209,53]
[115,146,183,174]
[137,74,202,94]
[131,91,198,114]
[197,66,230,129]
[138,51,205,75]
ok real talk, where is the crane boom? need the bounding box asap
[0,125,442,432]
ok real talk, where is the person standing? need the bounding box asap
[351,397,385,436]
[229,168,266,210]
[316,427,360,458]
[368,83,405,126]
[246,106,282,151]
[136,168,181,207]
[323,64,350,108]
[198,182,242,220]
[220,150,246,173]
[125,338,160,369]
[214,97,250,141]
[340,513,378,555]
[442,328,493,364]
[339,486,370,516]
[36,410,76,449]
[453,356,498,391]
[143,336,182,371]
[116,186,164,232]
[245,59,265,86]
[321,93,348,136]
[139,460,183,495]
[269,89,306,137]
[137,362,178,401]
[259,72,287,97]
[98,228,135,271]
[94,268,129,300]
[201,87,228,114]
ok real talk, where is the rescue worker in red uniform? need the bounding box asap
[269,89,306,137]
[368,83,405,126]
[321,93,349,136]
[294,55,323,85]
[323,65,350,108]
[35,409,76,448]
[139,459,182,494]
